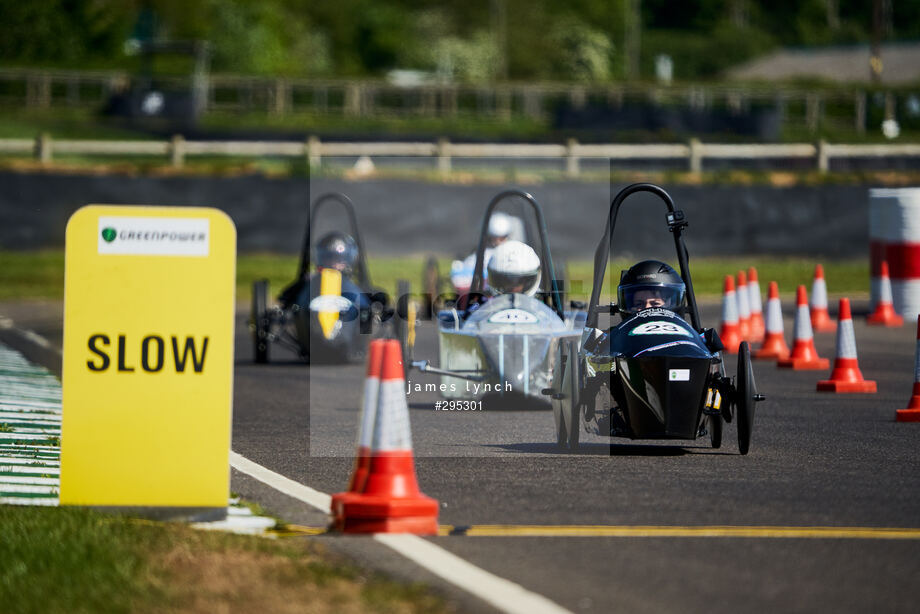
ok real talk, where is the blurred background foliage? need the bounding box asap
[2,0,920,82]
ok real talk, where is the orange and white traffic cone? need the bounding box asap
[747,267,765,344]
[896,316,920,422]
[817,298,877,393]
[867,261,904,327]
[778,285,830,370]
[719,275,742,354]
[810,264,836,333]
[737,270,752,341]
[331,339,439,534]
[755,281,790,361]
[331,339,385,512]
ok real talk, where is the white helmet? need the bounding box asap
[487,213,513,239]
[486,240,541,296]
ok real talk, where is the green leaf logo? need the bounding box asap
[101,227,117,242]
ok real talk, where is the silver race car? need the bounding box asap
[411,190,585,408]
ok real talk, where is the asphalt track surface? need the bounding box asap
[3,299,920,613]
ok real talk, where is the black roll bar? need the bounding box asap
[585,183,701,332]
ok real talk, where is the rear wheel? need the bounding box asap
[252,279,270,364]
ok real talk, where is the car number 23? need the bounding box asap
[629,321,691,336]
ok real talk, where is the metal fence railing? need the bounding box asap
[3,135,920,175]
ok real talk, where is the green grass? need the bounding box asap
[0,108,155,140]
[0,250,870,303]
[0,505,445,614]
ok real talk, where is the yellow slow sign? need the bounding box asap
[60,205,236,511]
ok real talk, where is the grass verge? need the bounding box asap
[0,250,869,303]
[0,505,445,614]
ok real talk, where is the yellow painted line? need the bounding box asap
[270,524,329,537]
[439,525,920,540]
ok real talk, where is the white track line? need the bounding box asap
[229,450,573,614]
[229,451,331,511]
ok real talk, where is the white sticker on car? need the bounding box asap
[669,369,690,381]
[309,295,353,312]
[629,321,692,336]
[488,309,539,324]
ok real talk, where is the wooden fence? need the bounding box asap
[3,135,920,175]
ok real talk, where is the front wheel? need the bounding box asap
[252,279,270,364]
[709,414,722,449]
[566,344,582,451]
[736,341,757,455]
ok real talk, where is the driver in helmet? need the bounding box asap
[617,260,686,316]
[486,240,542,296]
[315,231,359,276]
[284,230,366,310]
[450,213,516,292]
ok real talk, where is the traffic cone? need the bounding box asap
[809,264,836,333]
[867,261,904,327]
[737,270,752,340]
[719,275,742,354]
[331,339,439,534]
[755,281,790,361]
[330,339,385,512]
[747,267,765,344]
[817,298,877,393]
[896,316,920,422]
[778,285,830,370]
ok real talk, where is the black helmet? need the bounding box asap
[315,231,358,275]
[617,260,686,315]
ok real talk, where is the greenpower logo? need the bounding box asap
[101,227,117,243]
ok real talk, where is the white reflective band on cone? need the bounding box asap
[765,299,784,334]
[358,376,380,448]
[749,281,763,314]
[737,285,751,319]
[372,379,413,452]
[811,279,828,309]
[722,291,738,323]
[837,320,858,359]
[794,305,814,341]
[893,280,920,322]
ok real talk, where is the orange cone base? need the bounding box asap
[338,493,439,518]
[810,311,836,332]
[817,379,877,393]
[754,338,790,361]
[867,307,904,327]
[333,514,439,535]
[333,494,439,535]
[896,407,920,422]
[778,356,830,370]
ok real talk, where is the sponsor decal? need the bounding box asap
[309,295,353,312]
[98,216,210,256]
[629,321,692,336]
[488,308,539,324]
[636,308,679,318]
[633,339,700,356]
[669,368,691,382]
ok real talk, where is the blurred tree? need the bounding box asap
[0,0,134,66]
